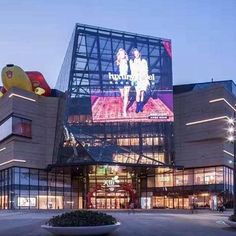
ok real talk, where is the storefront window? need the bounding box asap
[204,167,215,185]
[38,195,48,209]
[183,170,193,185]
[174,171,183,186]
[194,193,210,208]
[152,196,190,209]
[1,164,232,210]
[183,198,190,209]
[174,198,179,208]
[194,169,204,185]
[153,196,165,208]
[215,167,223,184]
[155,173,173,187]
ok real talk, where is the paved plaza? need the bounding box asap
[0,210,235,236]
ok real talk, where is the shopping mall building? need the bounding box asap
[0,24,234,210]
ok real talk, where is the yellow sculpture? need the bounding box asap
[2,64,32,92]
[1,64,51,98]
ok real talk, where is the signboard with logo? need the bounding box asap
[103,176,120,191]
[17,197,36,207]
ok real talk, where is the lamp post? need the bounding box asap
[227,116,236,216]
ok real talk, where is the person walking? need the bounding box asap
[129,202,135,214]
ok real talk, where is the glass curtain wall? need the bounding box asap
[0,167,80,210]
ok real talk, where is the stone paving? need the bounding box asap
[0,210,235,236]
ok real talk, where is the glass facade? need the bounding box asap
[149,166,234,209]
[52,24,175,208]
[54,24,174,169]
[0,167,82,210]
[0,165,233,210]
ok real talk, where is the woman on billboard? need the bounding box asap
[130,48,149,113]
[116,48,130,117]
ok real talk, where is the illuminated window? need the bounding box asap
[155,173,173,187]
[116,137,139,146]
[215,167,223,184]
[174,171,183,186]
[142,137,153,146]
[194,168,204,185]
[183,170,194,185]
[130,138,139,146]
[0,115,32,142]
[153,153,165,163]
[204,167,216,184]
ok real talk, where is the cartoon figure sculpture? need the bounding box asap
[0,64,51,98]
[26,71,51,96]
[0,86,6,97]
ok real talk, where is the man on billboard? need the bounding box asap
[129,48,150,113]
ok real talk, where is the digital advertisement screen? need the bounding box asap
[90,42,173,123]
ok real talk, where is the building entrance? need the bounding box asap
[87,165,138,209]
[91,189,130,209]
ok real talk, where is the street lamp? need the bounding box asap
[226,117,236,216]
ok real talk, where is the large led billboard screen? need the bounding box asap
[91,46,173,122]
[64,26,173,123]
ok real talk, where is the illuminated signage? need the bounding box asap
[108,72,155,84]
[103,176,120,191]
[90,44,173,123]
[17,197,36,207]
[159,176,170,182]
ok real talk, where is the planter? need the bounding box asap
[41,222,121,235]
[225,220,236,229]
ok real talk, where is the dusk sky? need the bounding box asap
[0,0,235,87]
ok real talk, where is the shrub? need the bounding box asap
[47,211,117,227]
[229,215,236,222]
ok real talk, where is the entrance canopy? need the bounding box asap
[52,125,183,170]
